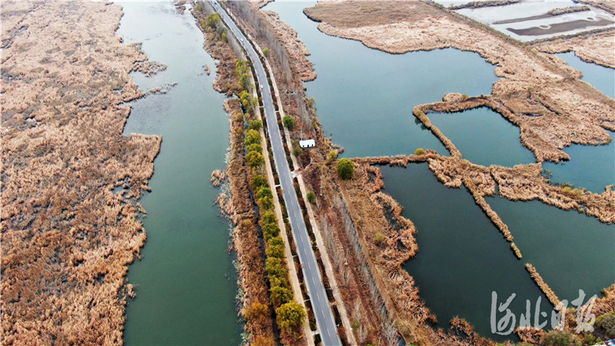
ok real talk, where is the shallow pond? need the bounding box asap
[429,107,536,167]
[542,131,614,194]
[264,1,500,159]
[487,196,615,303]
[381,164,547,341]
[118,2,241,344]
[541,53,614,193]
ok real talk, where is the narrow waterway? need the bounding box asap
[381,164,547,341]
[429,107,536,167]
[118,2,241,344]
[557,51,614,99]
[263,1,499,159]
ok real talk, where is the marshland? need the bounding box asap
[1,0,614,345]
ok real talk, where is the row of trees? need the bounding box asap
[243,105,306,336]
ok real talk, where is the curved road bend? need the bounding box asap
[210,2,342,345]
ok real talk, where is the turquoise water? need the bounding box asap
[118,2,241,345]
[541,53,614,193]
[429,107,536,167]
[488,196,615,303]
[381,164,547,341]
[557,52,614,99]
[542,132,614,193]
[263,1,500,159]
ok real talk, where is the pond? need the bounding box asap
[264,1,500,159]
[429,107,536,167]
[381,164,547,341]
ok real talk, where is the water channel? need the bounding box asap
[118,2,241,344]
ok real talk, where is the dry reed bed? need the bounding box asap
[219,100,275,342]
[534,30,615,69]
[415,92,614,164]
[260,10,316,82]
[321,161,498,345]
[525,264,562,307]
[410,97,615,224]
[577,0,615,14]
[1,2,162,344]
[210,169,226,187]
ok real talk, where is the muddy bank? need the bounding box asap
[534,30,615,69]
[1,2,161,344]
[260,10,316,82]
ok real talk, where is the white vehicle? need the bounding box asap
[260,85,263,89]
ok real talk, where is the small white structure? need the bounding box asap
[299,139,316,149]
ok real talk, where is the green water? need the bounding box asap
[429,107,536,167]
[381,164,548,341]
[263,1,500,158]
[487,196,615,303]
[118,2,241,345]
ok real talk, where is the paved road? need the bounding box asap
[210,2,341,345]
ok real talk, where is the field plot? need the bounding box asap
[437,0,615,41]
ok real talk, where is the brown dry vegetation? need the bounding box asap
[224,0,317,133]
[192,6,277,343]
[301,2,615,343]
[192,9,243,96]
[260,10,316,82]
[210,169,226,187]
[577,0,615,14]
[1,2,161,344]
[303,160,500,346]
[219,99,275,343]
[412,98,615,223]
[525,264,561,307]
[205,0,614,344]
[534,31,615,69]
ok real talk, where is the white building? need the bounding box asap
[299,139,315,149]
